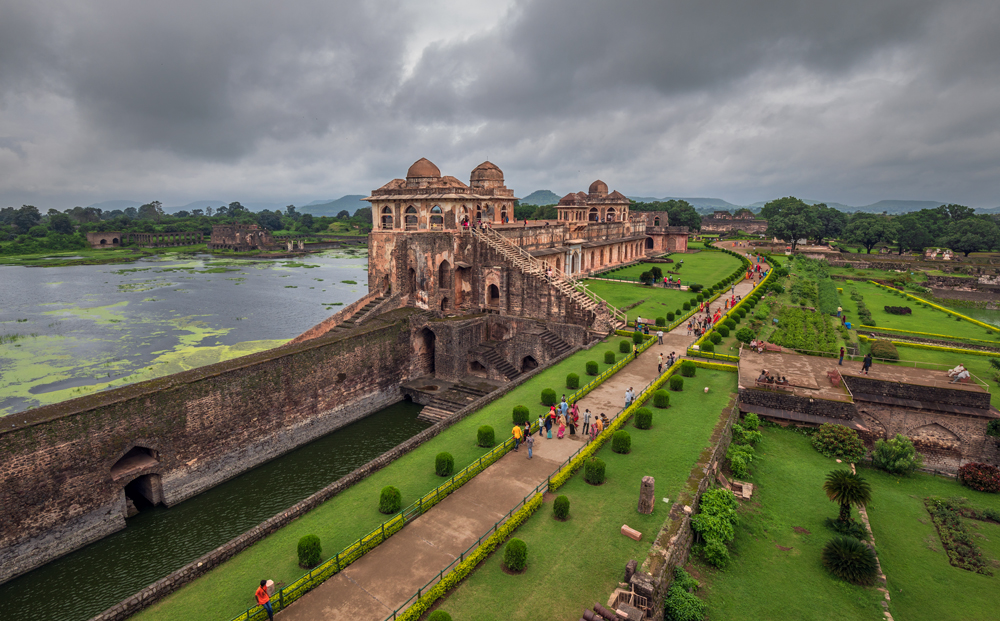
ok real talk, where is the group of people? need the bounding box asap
[756,369,790,386]
[658,352,678,372]
[948,363,971,383]
[662,275,682,288]
[512,399,611,458]
[747,339,767,354]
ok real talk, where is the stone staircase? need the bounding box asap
[472,341,521,381]
[418,382,495,423]
[470,227,625,330]
[329,294,385,333]
[539,330,573,357]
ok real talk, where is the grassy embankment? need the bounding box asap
[435,369,738,621]
[132,340,624,621]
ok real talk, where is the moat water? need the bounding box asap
[0,249,369,416]
[0,399,429,621]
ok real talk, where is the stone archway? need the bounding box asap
[645,237,654,249]
[488,284,501,308]
[416,327,436,374]
[522,356,538,372]
[111,446,163,515]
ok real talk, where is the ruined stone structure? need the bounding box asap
[700,211,768,234]
[207,224,273,251]
[637,212,689,253]
[86,231,123,248]
[128,231,204,247]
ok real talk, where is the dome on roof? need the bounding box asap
[407,158,441,179]
[589,180,609,195]
[471,161,504,182]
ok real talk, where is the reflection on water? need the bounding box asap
[0,400,428,621]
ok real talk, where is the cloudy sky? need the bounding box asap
[1,0,999,210]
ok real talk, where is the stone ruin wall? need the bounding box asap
[0,311,419,584]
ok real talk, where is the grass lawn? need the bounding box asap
[839,281,999,344]
[595,250,741,289]
[132,339,625,621]
[690,428,883,621]
[862,465,1000,621]
[581,279,691,325]
[433,369,738,621]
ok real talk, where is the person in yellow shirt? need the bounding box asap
[512,424,523,452]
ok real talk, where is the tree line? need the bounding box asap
[761,197,1000,256]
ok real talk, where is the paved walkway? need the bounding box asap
[280,243,766,620]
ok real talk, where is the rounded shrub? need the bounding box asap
[427,612,453,621]
[682,302,691,311]
[717,326,730,337]
[553,495,570,520]
[635,407,653,429]
[737,308,746,318]
[870,340,899,361]
[604,351,616,364]
[957,462,1000,493]
[541,388,557,406]
[653,390,670,408]
[822,536,879,585]
[690,283,704,293]
[297,534,322,568]
[503,538,528,572]
[710,332,723,345]
[702,342,715,352]
[612,430,631,454]
[811,423,865,462]
[669,376,684,391]
[379,486,402,514]
[724,319,736,331]
[680,360,696,377]
[656,317,666,327]
[675,309,683,318]
[512,405,530,425]
[695,293,704,302]
[632,331,644,344]
[620,339,632,353]
[585,457,607,485]
[735,327,755,344]
[435,452,455,477]
[477,425,495,447]
[566,373,580,389]
[585,360,599,375]
[667,311,675,322]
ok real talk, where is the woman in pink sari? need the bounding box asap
[557,414,566,439]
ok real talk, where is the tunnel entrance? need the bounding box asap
[123,474,164,512]
[112,446,163,516]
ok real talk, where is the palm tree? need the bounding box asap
[823,470,872,522]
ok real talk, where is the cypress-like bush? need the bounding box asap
[427,612,453,621]
[435,452,455,477]
[566,373,580,389]
[541,388,557,406]
[297,534,322,568]
[680,360,696,377]
[667,311,675,321]
[702,342,715,352]
[635,407,653,429]
[653,390,670,408]
[656,317,666,326]
[822,536,879,585]
[620,339,632,353]
[612,430,631,454]
[724,319,736,330]
[717,326,730,337]
[585,360,599,375]
[585,458,606,485]
[512,405,530,425]
[604,351,616,364]
[477,425,495,447]
[632,331,644,344]
[553,495,570,520]
[503,538,528,571]
[379,486,402,514]
[695,293,704,302]
[670,376,684,391]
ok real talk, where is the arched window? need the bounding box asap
[500,206,508,223]
[381,207,394,229]
[405,206,418,230]
[430,205,443,229]
[588,207,598,222]
[653,217,660,227]
[606,208,616,222]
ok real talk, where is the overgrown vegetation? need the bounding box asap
[692,488,739,568]
[872,434,922,475]
[811,424,866,462]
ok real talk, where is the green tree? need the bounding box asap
[285,205,299,219]
[124,206,139,219]
[256,211,283,230]
[48,213,75,234]
[762,197,821,250]
[13,205,41,231]
[894,212,935,254]
[823,470,872,523]
[138,201,163,222]
[940,217,1000,256]
[843,212,896,253]
[337,209,350,219]
[812,204,848,244]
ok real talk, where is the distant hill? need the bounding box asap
[86,200,141,211]
[854,200,945,214]
[298,195,368,217]
[519,190,562,206]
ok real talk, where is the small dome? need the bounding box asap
[589,180,609,195]
[471,161,504,182]
[407,158,441,179]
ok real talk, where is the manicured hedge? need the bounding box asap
[379,486,402,514]
[512,405,530,425]
[541,388,557,406]
[612,430,631,454]
[710,332,723,345]
[635,407,653,428]
[503,538,528,572]
[566,373,580,389]
[477,425,495,447]
[702,342,715,352]
[680,360,696,377]
[585,458,607,484]
[435,452,455,477]
[586,361,599,375]
[717,326,730,337]
[553,495,570,520]
[656,317,666,326]
[670,376,684,391]
[653,389,670,408]
[297,535,322,569]
[604,351,616,364]
[620,339,632,353]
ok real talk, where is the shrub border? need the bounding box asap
[867,281,998,332]
[856,325,1000,346]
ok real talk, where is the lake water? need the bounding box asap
[0,249,369,415]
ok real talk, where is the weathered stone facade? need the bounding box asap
[700,210,767,234]
[86,231,124,248]
[207,224,273,250]
[638,211,689,254]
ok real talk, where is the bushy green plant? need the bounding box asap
[640,271,654,286]
[477,425,495,447]
[553,495,570,520]
[872,434,923,475]
[987,419,1000,438]
[541,388,557,406]
[680,360,696,377]
[735,327,755,344]
[825,516,868,540]
[669,376,684,391]
[732,423,762,446]
[742,412,760,430]
[603,350,616,364]
[619,339,632,353]
[811,424,865,462]
[656,316,666,326]
[379,486,402,514]
[727,443,754,478]
[690,283,703,293]
[653,389,670,408]
[723,319,736,331]
[870,340,899,361]
[717,325,730,337]
[585,457,606,484]
[650,266,663,280]
[435,452,455,477]
[695,293,704,302]
[585,360,599,375]
[503,538,528,572]
[822,536,879,585]
[512,405,530,425]
[297,534,322,568]
[702,342,715,352]
[633,331,644,344]
[823,470,872,522]
[682,301,691,311]
[612,430,631,454]
[635,407,653,429]
[737,308,746,318]
[957,462,1000,493]
[667,311,675,322]
[709,332,722,345]
[692,487,739,568]
[664,567,706,621]
[427,612,453,621]
[566,373,580,389]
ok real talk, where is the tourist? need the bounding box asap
[657,329,664,345]
[560,395,569,418]
[524,421,531,441]
[557,413,566,439]
[947,364,966,377]
[757,369,767,383]
[512,422,523,452]
[537,414,546,437]
[837,306,842,317]
[862,353,873,375]
[545,410,554,438]
[687,321,693,336]
[256,580,274,621]
[839,347,845,366]
[658,353,664,374]
[583,408,592,434]
[570,404,579,435]
[525,432,534,459]
[951,368,971,384]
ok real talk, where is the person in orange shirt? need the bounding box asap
[256,580,273,621]
[512,423,523,451]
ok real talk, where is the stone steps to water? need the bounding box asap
[331,295,384,332]
[539,330,573,356]
[417,382,495,423]
[416,406,453,424]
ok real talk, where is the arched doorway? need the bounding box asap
[488,284,500,308]
[588,207,598,222]
[112,238,119,245]
[438,260,452,291]
[469,360,487,377]
[430,205,443,229]
[408,267,417,294]
[521,356,538,371]
[100,239,107,245]
[381,207,393,229]
[645,237,654,249]
[653,217,660,226]
[405,206,418,230]
[417,327,436,374]
[111,446,163,514]
[440,297,450,311]
[606,208,616,222]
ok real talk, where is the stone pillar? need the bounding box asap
[638,476,655,514]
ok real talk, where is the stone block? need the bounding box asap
[637,476,655,515]
[621,524,642,541]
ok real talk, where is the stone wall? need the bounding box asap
[842,375,991,411]
[0,309,419,584]
[737,387,857,419]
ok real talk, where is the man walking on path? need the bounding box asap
[536,414,545,437]
[560,395,569,419]
[657,329,664,345]
[862,353,873,375]
[524,432,534,458]
[839,347,845,365]
[583,409,592,434]
[658,353,664,374]
[512,423,523,452]
[256,580,274,621]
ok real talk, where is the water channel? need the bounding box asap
[1,399,429,621]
